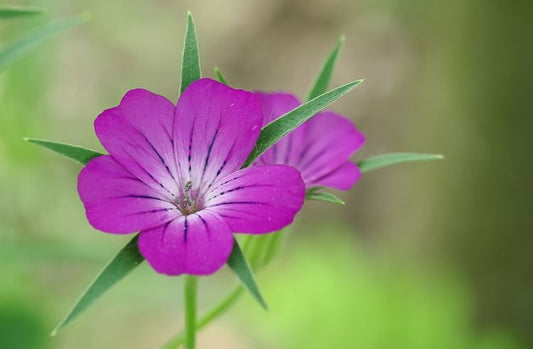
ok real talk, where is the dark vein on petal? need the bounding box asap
[210,200,271,207]
[141,133,176,182]
[188,119,196,176]
[159,220,173,245]
[306,161,349,185]
[119,194,168,202]
[195,212,211,239]
[206,184,277,201]
[125,207,175,216]
[203,126,220,176]
[183,216,189,243]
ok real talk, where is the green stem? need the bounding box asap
[163,286,244,349]
[183,275,198,349]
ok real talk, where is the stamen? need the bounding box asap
[175,181,204,216]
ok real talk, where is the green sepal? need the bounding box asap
[214,67,229,85]
[306,36,345,101]
[357,152,444,173]
[24,138,102,165]
[226,238,268,310]
[243,79,364,167]
[51,235,144,336]
[179,11,201,94]
[306,188,345,205]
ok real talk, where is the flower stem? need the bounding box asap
[184,275,198,349]
[163,286,243,349]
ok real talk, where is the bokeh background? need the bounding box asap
[1,0,532,348]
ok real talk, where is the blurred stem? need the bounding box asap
[184,275,198,349]
[163,286,244,349]
[163,230,287,349]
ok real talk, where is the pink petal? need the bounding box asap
[78,156,179,234]
[94,89,179,198]
[297,111,365,189]
[254,92,304,166]
[206,165,305,234]
[254,92,365,190]
[173,78,263,191]
[309,161,361,190]
[138,211,234,276]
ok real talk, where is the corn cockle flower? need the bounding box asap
[77,78,305,276]
[254,92,365,190]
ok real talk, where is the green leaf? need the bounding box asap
[306,190,345,205]
[179,11,201,94]
[0,14,89,72]
[24,138,102,165]
[243,79,364,166]
[357,152,445,173]
[0,6,43,19]
[51,235,144,336]
[226,238,268,310]
[306,36,345,101]
[214,67,229,85]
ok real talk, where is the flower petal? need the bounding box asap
[254,92,304,166]
[308,161,361,190]
[138,211,234,276]
[174,78,263,192]
[255,92,365,190]
[206,165,305,234]
[94,89,179,198]
[78,156,179,234]
[295,111,365,189]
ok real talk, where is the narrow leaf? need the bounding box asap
[306,191,345,205]
[244,79,364,166]
[24,138,102,165]
[0,6,43,19]
[51,235,144,336]
[0,14,89,72]
[179,11,201,94]
[306,35,345,101]
[357,152,444,173]
[226,238,267,310]
[214,67,228,85]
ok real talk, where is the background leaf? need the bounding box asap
[51,235,144,336]
[179,11,201,94]
[24,138,102,165]
[226,238,268,310]
[0,6,43,19]
[243,79,363,166]
[357,152,444,173]
[306,36,345,101]
[0,14,89,72]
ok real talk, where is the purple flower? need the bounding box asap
[254,92,365,190]
[78,79,305,276]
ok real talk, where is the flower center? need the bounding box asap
[175,181,204,216]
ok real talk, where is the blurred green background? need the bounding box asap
[1,0,531,348]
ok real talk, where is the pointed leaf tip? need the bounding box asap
[51,235,144,336]
[227,239,268,310]
[25,138,103,165]
[306,36,347,101]
[357,152,444,173]
[214,67,229,85]
[306,190,346,205]
[179,11,201,94]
